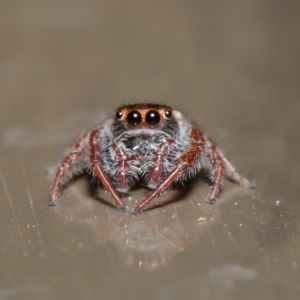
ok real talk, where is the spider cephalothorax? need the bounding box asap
[49,103,253,213]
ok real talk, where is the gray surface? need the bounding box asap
[1,1,300,299]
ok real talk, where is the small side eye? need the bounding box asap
[115,111,123,120]
[164,110,172,119]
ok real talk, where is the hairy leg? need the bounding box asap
[111,142,137,193]
[145,138,174,189]
[217,148,255,188]
[49,132,89,205]
[89,129,128,212]
[133,127,205,213]
[204,142,225,203]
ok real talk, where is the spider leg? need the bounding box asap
[132,127,205,213]
[89,130,128,212]
[146,138,174,189]
[111,142,137,194]
[216,148,255,188]
[204,142,225,204]
[204,138,254,204]
[49,132,89,206]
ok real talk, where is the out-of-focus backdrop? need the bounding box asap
[1,1,300,299]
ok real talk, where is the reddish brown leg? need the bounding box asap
[147,138,174,189]
[132,127,204,214]
[89,130,128,212]
[204,137,254,204]
[217,149,255,188]
[111,142,133,193]
[206,151,224,204]
[49,132,88,206]
[132,166,183,213]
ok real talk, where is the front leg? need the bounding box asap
[132,127,205,213]
[89,130,128,212]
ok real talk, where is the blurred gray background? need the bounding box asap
[1,1,300,299]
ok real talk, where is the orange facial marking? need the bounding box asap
[116,104,172,129]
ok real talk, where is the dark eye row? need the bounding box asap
[115,110,172,127]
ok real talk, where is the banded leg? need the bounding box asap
[146,138,174,189]
[111,142,137,193]
[205,143,224,204]
[217,149,255,188]
[49,132,88,205]
[133,127,204,213]
[89,130,128,212]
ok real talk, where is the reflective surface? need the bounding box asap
[1,1,300,299]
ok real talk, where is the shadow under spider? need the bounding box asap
[85,171,211,212]
[145,172,211,211]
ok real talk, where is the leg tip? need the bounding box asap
[48,200,57,206]
[247,180,256,189]
[206,198,216,205]
[132,207,141,214]
[241,179,256,189]
[120,206,129,213]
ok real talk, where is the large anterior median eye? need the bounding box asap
[145,110,160,126]
[127,110,142,126]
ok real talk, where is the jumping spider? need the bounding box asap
[49,103,253,213]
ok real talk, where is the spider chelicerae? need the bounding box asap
[49,103,254,213]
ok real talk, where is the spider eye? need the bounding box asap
[145,110,160,126]
[127,110,142,127]
[164,110,172,119]
[115,111,123,120]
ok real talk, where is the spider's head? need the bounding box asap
[112,103,177,137]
